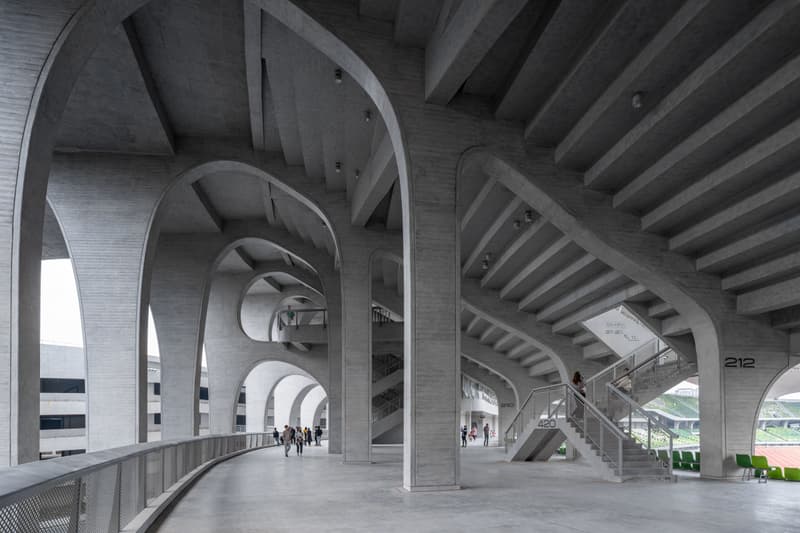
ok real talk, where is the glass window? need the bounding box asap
[40,378,85,394]
[153,382,160,395]
[236,415,246,426]
[40,415,85,430]
[199,387,209,400]
[154,413,161,425]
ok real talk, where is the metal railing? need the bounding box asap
[373,353,403,382]
[372,391,403,422]
[504,383,628,477]
[606,383,676,476]
[277,308,327,330]
[0,433,274,532]
[371,305,392,326]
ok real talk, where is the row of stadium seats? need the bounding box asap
[736,454,800,483]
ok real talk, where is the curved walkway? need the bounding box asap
[153,444,797,532]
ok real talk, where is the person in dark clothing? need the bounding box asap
[306,427,312,445]
[483,423,490,447]
[290,426,296,444]
[272,427,280,445]
[461,425,468,447]
[315,426,323,446]
[295,426,304,455]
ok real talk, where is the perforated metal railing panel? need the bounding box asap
[0,479,79,533]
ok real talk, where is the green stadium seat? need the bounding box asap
[784,467,800,481]
[751,455,777,483]
[692,452,700,471]
[672,450,681,469]
[768,466,784,480]
[735,454,753,481]
[681,451,696,470]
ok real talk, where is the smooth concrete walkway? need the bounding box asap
[153,444,797,532]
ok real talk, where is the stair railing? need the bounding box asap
[504,383,628,477]
[277,307,327,330]
[606,383,676,477]
[373,353,403,382]
[372,391,403,422]
[585,339,666,404]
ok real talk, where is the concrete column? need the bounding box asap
[48,154,172,451]
[402,145,461,491]
[150,234,225,440]
[340,244,372,463]
[0,0,83,466]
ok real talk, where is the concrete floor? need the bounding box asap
[152,444,797,533]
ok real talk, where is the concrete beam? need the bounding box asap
[518,253,598,312]
[425,0,527,104]
[507,342,532,360]
[527,360,557,378]
[394,0,442,48]
[696,212,800,273]
[351,132,396,226]
[555,0,709,165]
[551,284,649,334]
[772,305,800,330]
[244,1,264,151]
[465,315,482,336]
[500,235,571,299]
[722,250,800,292]
[461,176,497,231]
[623,302,697,363]
[738,276,800,315]
[614,52,800,210]
[662,314,691,337]
[481,216,546,287]
[121,19,175,155]
[535,269,626,323]
[462,197,521,275]
[571,330,595,346]
[461,335,543,398]
[479,324,497,344]
[492,332,517,353]
[520,352,545,367]
[648,300,675,318]
[643,115,800,233]
[586,1,794,188]
[583,342,612,360]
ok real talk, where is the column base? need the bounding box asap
[401,484,461,492]
[343,460,373,465]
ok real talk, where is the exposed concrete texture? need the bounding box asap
[273,375,317,428]
[243,361,312,433]
[300,386,326,428]
[150,234,226,440]
[48,154,176,452]
[204,272,328,434]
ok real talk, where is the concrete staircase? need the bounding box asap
[372,353,403,442]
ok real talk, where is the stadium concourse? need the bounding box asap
[1,1,800,532]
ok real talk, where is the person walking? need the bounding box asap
[483,423,490,447]
[315,426,322,446]
[461,425,468,447]
[295,426,304,455]
[272,427,280,445]
[290,425,296,445]
[281,425,293,457]
[306,427,312,446]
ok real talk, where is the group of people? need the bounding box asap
[460,423,492,447]
[273,425,324,457]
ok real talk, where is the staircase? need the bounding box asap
[586,346,697,420]
[505,383,675,482]
[372,353,404,442]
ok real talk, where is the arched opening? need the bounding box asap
[460,373,499,448]
[754,363,800,468]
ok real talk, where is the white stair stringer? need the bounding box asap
[372,408,403,438]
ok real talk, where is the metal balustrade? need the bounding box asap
[605,383,677,476]
[0,433,274,532]
[277,308,327,330]
[504,383,628,477]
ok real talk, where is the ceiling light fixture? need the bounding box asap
[484,252,492,261]
[334,68,343,84]
[631,91,643,109]
[524,210,533,223]
[364,110,371,122]
[513,219,521,229]
[335,161,341,173]
[481,259,489,271]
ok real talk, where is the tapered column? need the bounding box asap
[48,154,171,451]
[403,148,461,491]
[339,245,372,463]
[150,234,224,440]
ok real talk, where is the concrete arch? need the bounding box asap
[243,361,316,433]
[312,396,327,428]
[273,375,318,429]
[301,386,327,427]
[289,383,318,428]
[460,361,516,435]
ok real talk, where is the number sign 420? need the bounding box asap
[537,419,557,429]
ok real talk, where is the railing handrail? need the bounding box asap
[586,342,671,385]
[0,432,270,508]
[504,383,627,442]
[606,383,677,439]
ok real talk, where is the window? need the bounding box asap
[236,415,246,426]
[320,418,326,429]
[238,392,246,404]
[154,413,161,425]
[266,416,274,426]
[61,449,85,457]
[40,378,84,394]
[40,415,85,430]
[153,382,160,395]
[199,387,209,400]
